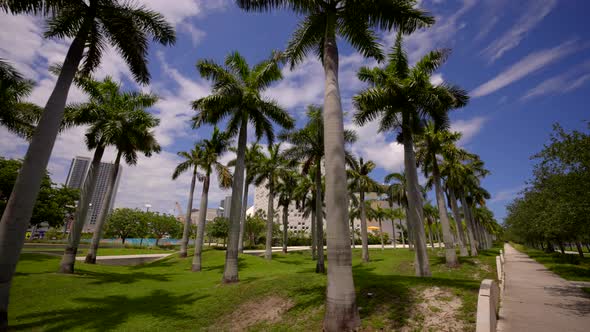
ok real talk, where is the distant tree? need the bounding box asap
[149,213,182,246]
[244,211,266,247]
[207,217,230,247]
[104,208,147,245]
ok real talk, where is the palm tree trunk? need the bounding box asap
[379,220,385,250]
[321,23,360,331]
[311,205,316,259]
[432,161,458,266]
[350,217,356,248]
[460,195,478,256]
[264,183,274,260]
[0,34,85,327]
[179,167,198,258]
[390,203,397,249]
[192,173,210,271]
[359,190,369,262]
[282,205,289,254]
[427,222,435,249]
[238,176,249,253]
[448,189,468,256]
[315,158,325,273]
[85,151,122,264]
[59,144,105,273]
[222,117,247,283]
[402,115,431,277]
[399,219,406,247]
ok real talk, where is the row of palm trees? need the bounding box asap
[0,1,499,330]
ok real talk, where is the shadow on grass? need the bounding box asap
[18,253,57,262]
[202,257,249,273]
[75,269,171,284]
[13,290,208,332]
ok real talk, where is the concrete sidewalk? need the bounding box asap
[497,244,590,332]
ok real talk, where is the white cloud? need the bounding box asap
[430,73,444,86]
[450,116,487,145]
[179,22,207,46]
[345,120,405,173]
[482,0,557,62]
[472,40,580,98]
[521,61,590,100]
[490,185,525,203]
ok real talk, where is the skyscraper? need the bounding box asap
[65,156,123,232]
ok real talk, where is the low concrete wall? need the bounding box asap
[476,279,500,332]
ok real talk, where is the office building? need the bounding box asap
[65,156,123,232]
[217,195,232,218]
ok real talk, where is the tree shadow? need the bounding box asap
[18,253,58,262]
[12,290,208,332]
[75,269,171,285]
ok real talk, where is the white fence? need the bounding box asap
[476,250,505,332]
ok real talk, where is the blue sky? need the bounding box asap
[0,0,589,221]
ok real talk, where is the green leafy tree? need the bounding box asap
[0,2,174,320]
[354,32,468,277]
[191,127,233,272]
[235,1,434,328]
[104,208,148,245]
[245,211,266,247]
[149,213,182,246]
[207,217,230,247]
[192,51,294,283]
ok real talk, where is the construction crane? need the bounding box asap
[175,202,185,223]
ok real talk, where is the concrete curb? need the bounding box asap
[476,279,501,332]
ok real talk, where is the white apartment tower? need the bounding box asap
[65,156,122,232]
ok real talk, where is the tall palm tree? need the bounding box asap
[191,127,233,272]
[236,2,433,329]
[59,76,159,273]
[192,51,294,282]
[251,143,294,260]
[391,207,406,247]
[173,145,205,258]
[423,201,439,249]
[354,32,468,277]
[281,105,356,272]
[0,59,42,139]
[0,2,174,323]
[367,204,392,250]
[416,122,467,265]
[85,108,161,264]
[233,142,264,253]
[277,170,299,253]
[293,169,319,259]
[347,156,380,262]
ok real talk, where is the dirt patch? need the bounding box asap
[219,295,293,331]
[402,287,464,332]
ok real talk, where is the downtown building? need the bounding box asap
[65,156,122,233]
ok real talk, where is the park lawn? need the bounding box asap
[10,246,499,331]
[512,243,590,282]
[21,246,175,256]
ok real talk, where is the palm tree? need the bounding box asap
[423,201,439,249]
[367,204,392,250]
[347,156,380,262]
[173,145,205,258]
[85,107,161,264]
[191,127,233,272]
[293,169,319,259]
[0,2,174,322]
[59,76,159,273]
[234,142,264,253]
[391,207,406,247]
[0,59,42,138]
[354,33,468,277]
[192,51,294,282]
[281,105,356,272]
[236,2,433,328]
[277,170,299,253]
[251,143,294,260]
[416,122,467,265]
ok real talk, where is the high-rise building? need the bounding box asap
[217,195,232,218]
[65,156,122,232]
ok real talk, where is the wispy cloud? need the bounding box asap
[521,61,590,100]
[482,0,557,62]
[450,116,487,145]
[490,185,526,203]
[472,40,580,98]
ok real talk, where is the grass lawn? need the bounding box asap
[21,246,175,257]
[10,246,500,331]
[512,243,590,282]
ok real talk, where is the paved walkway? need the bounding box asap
[497,244,590,332]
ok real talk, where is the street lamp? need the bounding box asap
[145,204,152,212]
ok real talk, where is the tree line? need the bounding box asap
[504,122,589,257]
[0,1,500,330]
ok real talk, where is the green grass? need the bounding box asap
[21,246,175,256]
[10,246,500,331]
[582,287,590,295]
[512,243,590,281]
